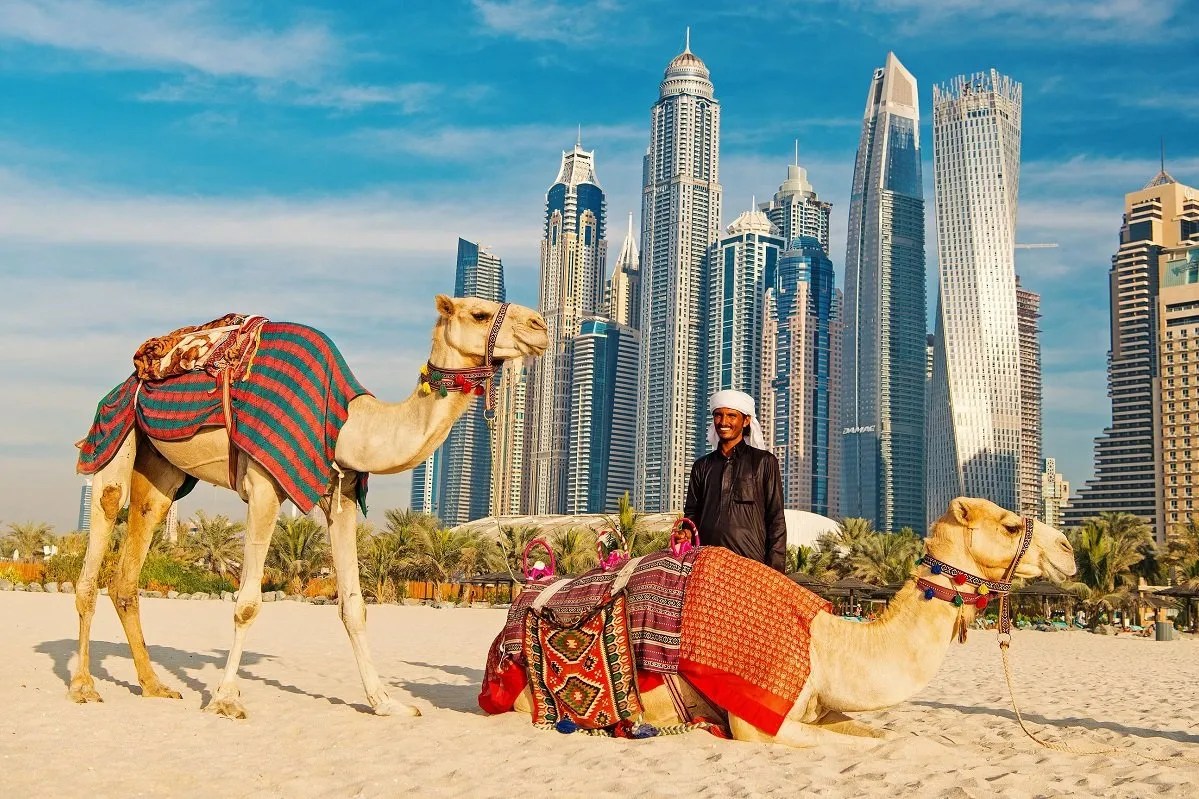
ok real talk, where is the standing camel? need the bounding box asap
[71,295,547,719]
[509,497,1078,747]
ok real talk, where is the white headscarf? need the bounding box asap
[707,389,767,450]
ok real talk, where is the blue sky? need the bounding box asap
[1,0,1196,533]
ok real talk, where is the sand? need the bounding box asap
[2,591,1197,798]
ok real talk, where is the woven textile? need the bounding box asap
[678,547,831,735]
[132,313,265,382]
[524,593,642,729]
[77,322,371,514]
[499,548,699,673]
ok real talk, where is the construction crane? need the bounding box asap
[1014,243,1058,249]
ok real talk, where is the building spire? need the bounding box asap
[794,138,799,167]
[577,123,582,148]
[1161,136,1166,173]
[684,26,691,53]
[627,211,634,238]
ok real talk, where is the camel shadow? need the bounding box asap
[35,638,369,713]
[911,700,1199,745]
[395,661,486,715]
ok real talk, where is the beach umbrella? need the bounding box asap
[1154,583,1199,631]
[1013,580,1075,620]
[787,571,830,589]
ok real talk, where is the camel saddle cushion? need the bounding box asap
[77,321,371,514]
[523,592,642,729]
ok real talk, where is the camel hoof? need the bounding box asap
[141,683,183,700]
[68,681,103,704]
[374,698,420,718]
[204,697,248,719]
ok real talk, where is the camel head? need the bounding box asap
[926,497,1077,584]
[434,295,548,365]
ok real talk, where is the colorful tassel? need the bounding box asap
[554,718,579,734]
[976,595,989,610]
[953,573,968,585]
[923,587,935,600]
[931,563,943,575]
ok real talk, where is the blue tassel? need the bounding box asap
[554,718,579,734]
[923,587,936,600]
[630,722,659,738]
[931,563,943,575]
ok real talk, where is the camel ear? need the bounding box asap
[949,498,972,526]
[435,294,456,318]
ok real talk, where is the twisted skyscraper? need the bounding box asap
[841,53,927,533]
[635,34,722,513]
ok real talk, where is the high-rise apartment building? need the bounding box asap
[1158,241,1199,540]
[707,208,783,401]
[605,213,639,328]
[1065,172,1199,541]
[760,236,843,517]
[1016,278,1043,520]
[439,238,506,526]
[490,360,528,517]
[77,477,92,532]
[759,153,832,254]
[566,318,640,513]
[926,69,1023,527]
[841,52,927,533]
[635,35,722,513]
[526,142,607,515]
[1040,457,1070,529]
[409,452,440,518]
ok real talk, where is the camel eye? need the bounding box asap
[471,311,490,322]
[1003,520,1023,535]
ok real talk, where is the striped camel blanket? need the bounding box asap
[77,321,371,514]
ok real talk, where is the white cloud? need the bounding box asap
[472,0,622,44]
[348,121,644,162]
[0,1,334,78]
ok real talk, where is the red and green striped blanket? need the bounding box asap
[77,321,371,514]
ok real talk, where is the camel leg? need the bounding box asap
[109,440,186,699]
[810,710,892,739]
[325,472,419,717]
[728,713,887,749]
[204,460,281,719]
[69,434,137,703]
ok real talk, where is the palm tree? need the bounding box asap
[551,528,598,575]
[1066,513,1151,626]
[408,526,482,605]
[848,529,924,585]
[1165,516,1199,583]
[178,511,244,582]
[268,516,329,593]
[815,517,876,577]
[358,528,408,603]
[3,521,56,562]
[495,525,540,579]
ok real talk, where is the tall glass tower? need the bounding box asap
[926,70,1023,527]
[526,142,606,514]
[635,33,722,513]
[758,153,832,255]
[439,238,506,525]
[841,52,927,533]
[761,236,843,516]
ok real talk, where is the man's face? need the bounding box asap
[712,407,750,445]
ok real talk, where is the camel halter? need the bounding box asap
[420,302,509,431]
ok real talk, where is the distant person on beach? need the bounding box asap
[684,389,787,572]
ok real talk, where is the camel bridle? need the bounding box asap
[421,302,510,429]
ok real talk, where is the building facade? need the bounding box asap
[77,477,92,532]
[841,52,927,533]
[926,69,1023,526]
[604,213,639,329]
[760,236,843,517]
[525,143,607,515]
[635,36,723,513]
[1016,278,1043,520]
[1065,173,1199,541]
[439,238,506,526]
[409,452,440,518]
[490,360,528,517]
[566,318,640,513]
[706,208,783,402]
[1158,242,1199,540]
[758,155,832,254]
[1040,457,1070,529]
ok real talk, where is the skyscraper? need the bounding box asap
[1156,240,1199,540]
[566,318,640,513]
[635,33,722,513]
[926,69,1023,527]
[439,238,506,526]
[760,236,843,516]
[841,52,927,533]
[707,208,783,402]
[490,360,528,517]
[758,152,832,254]
[605,213,639,328]
[409,452,440,518]
[1016,278,1043,520]
[526,142,607,515]
[1040,457,1070,529]
[77,477,92,532]
[1066,172,1199,540]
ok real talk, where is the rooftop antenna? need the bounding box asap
[577,123,582,148]
[751,194,756,211]
[627,211,633,237]
[1161,136,1166,173]
[794,139,799,167]
[684,27,691,53]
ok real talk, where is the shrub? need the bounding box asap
[303,576,337,599]
[44,553,85,584]
[138,552,235,594]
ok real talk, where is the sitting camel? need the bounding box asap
[511,497,1077,747]
[71,295,547,719]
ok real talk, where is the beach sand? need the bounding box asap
[2,591,1197,798]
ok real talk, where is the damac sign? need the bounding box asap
[842,426,876,434]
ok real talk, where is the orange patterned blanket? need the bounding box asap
[679,548,831,735]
